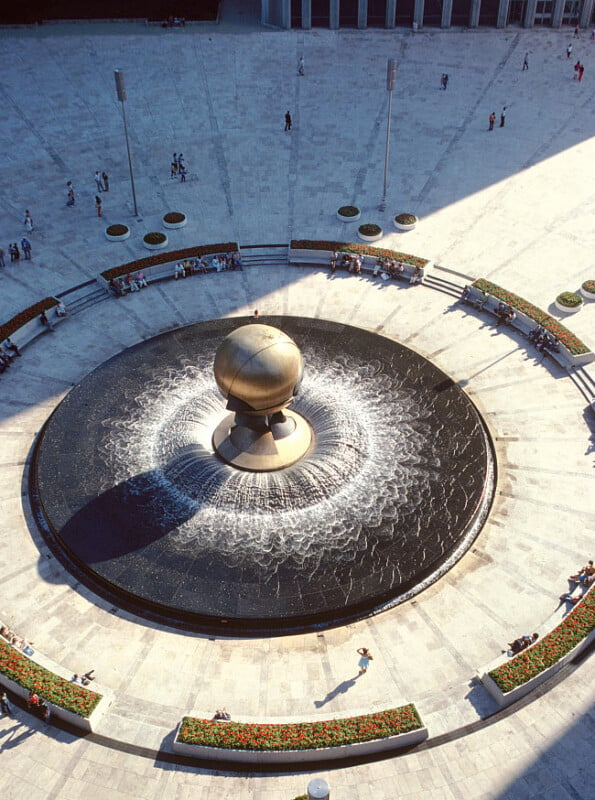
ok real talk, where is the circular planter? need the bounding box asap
[579,282,595,301]
[394,214,418,232]
[337,206,361,223]
[105,224,130,242]
[555,292,583,314]
[163,212,187,230]
[357,224,383,243]
[143,232,168,251]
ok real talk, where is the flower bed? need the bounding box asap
[100,243,238,282]
[0,297,58,343]
[0,638,101,717]
[291,240,429,270]
[472,278,589,355]
[177,705,422,752]
[488,588,595,695]
[163,212,187,229]
[337,205,361,222]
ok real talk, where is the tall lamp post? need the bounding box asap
[379,58,397,212]
[114,69,139,217]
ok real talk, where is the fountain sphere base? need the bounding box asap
[213,410,313,471]
[31,316,495,635]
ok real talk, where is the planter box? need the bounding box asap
[105,227,130,242]
[358,229,383,243]
[394,217,418,231]
[579,286,595,301]
[172,721,428,763]
[163,214,187,230]
[0,670,111,732]
[554,299,582,314]
[143,235,169,251]
[479,625,595,707]
[337,210,361,222]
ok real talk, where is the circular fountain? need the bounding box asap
[32,317,495,635]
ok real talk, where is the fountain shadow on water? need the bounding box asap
[313,675,361,708]
[54,469,196,563]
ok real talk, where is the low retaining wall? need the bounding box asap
[288,246,425,283]
[172,720,428,763]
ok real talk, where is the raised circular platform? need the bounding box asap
[32,316,495,634]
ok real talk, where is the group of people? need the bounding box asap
[0,337,22,373]
[573,60,585,82]
[1,624,34,656]
[560,560,595,605]
[328,251,422,284]
[507,632,539,656]
[170,152,188,181]
[71,669,95,686]
[528,325,559,354]
[94,170,109,192]
[495,301,516,327]
[3,238,32,264]
[27,692,51,723]
[175,252,242,279]
[109,271,148,297]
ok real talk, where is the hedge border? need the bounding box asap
[0,297,58,344]
[290,239,429,269]
[472,278,589,355]
[488,588,595,693]
[0,638,102,718]
[100,243,238,281]
[177,705,423,751]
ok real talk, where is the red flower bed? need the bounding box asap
[472,279,589,355]
[0,297,59,343]
[291,240,429,270]
[101,242,238,281]
[489,588,595,693]
[0,639,101,717]
[177,704,423,751]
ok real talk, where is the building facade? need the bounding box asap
[262,0,595,29]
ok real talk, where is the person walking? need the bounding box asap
[66,181,75,206]
[95,195,102,217]
[357,647,373,675]
[298,55,304,76]
[574,24,580,38]
[488,111,496,131]
[578,63,585,82]
[566,43,573,58]
[24,210,33,232]
[179,164,187,182]
[21,237,32,259]
[102,171,109,191]
[0,246,5,267]
[94,170,103,192]
[522,52,529,70]
[284,111,292,131]
[0,691,11,716]
[170,159,178,179]
[500,106,507,127]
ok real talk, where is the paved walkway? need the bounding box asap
[0,21,593,800]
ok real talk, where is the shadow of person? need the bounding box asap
[0,726,36,750]
[313,675,359,708]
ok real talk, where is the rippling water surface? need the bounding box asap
[34,318,494,630]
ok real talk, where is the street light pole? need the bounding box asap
[380,58,397,212]
[114,69,139,217]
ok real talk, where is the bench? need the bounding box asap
[0,298,66,357]
[98,251,241,294]
[289,247,425,285]
[460,286,568,367]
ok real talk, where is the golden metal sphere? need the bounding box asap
[214,324,303,415]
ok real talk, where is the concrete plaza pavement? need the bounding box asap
[0,17,594,800]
